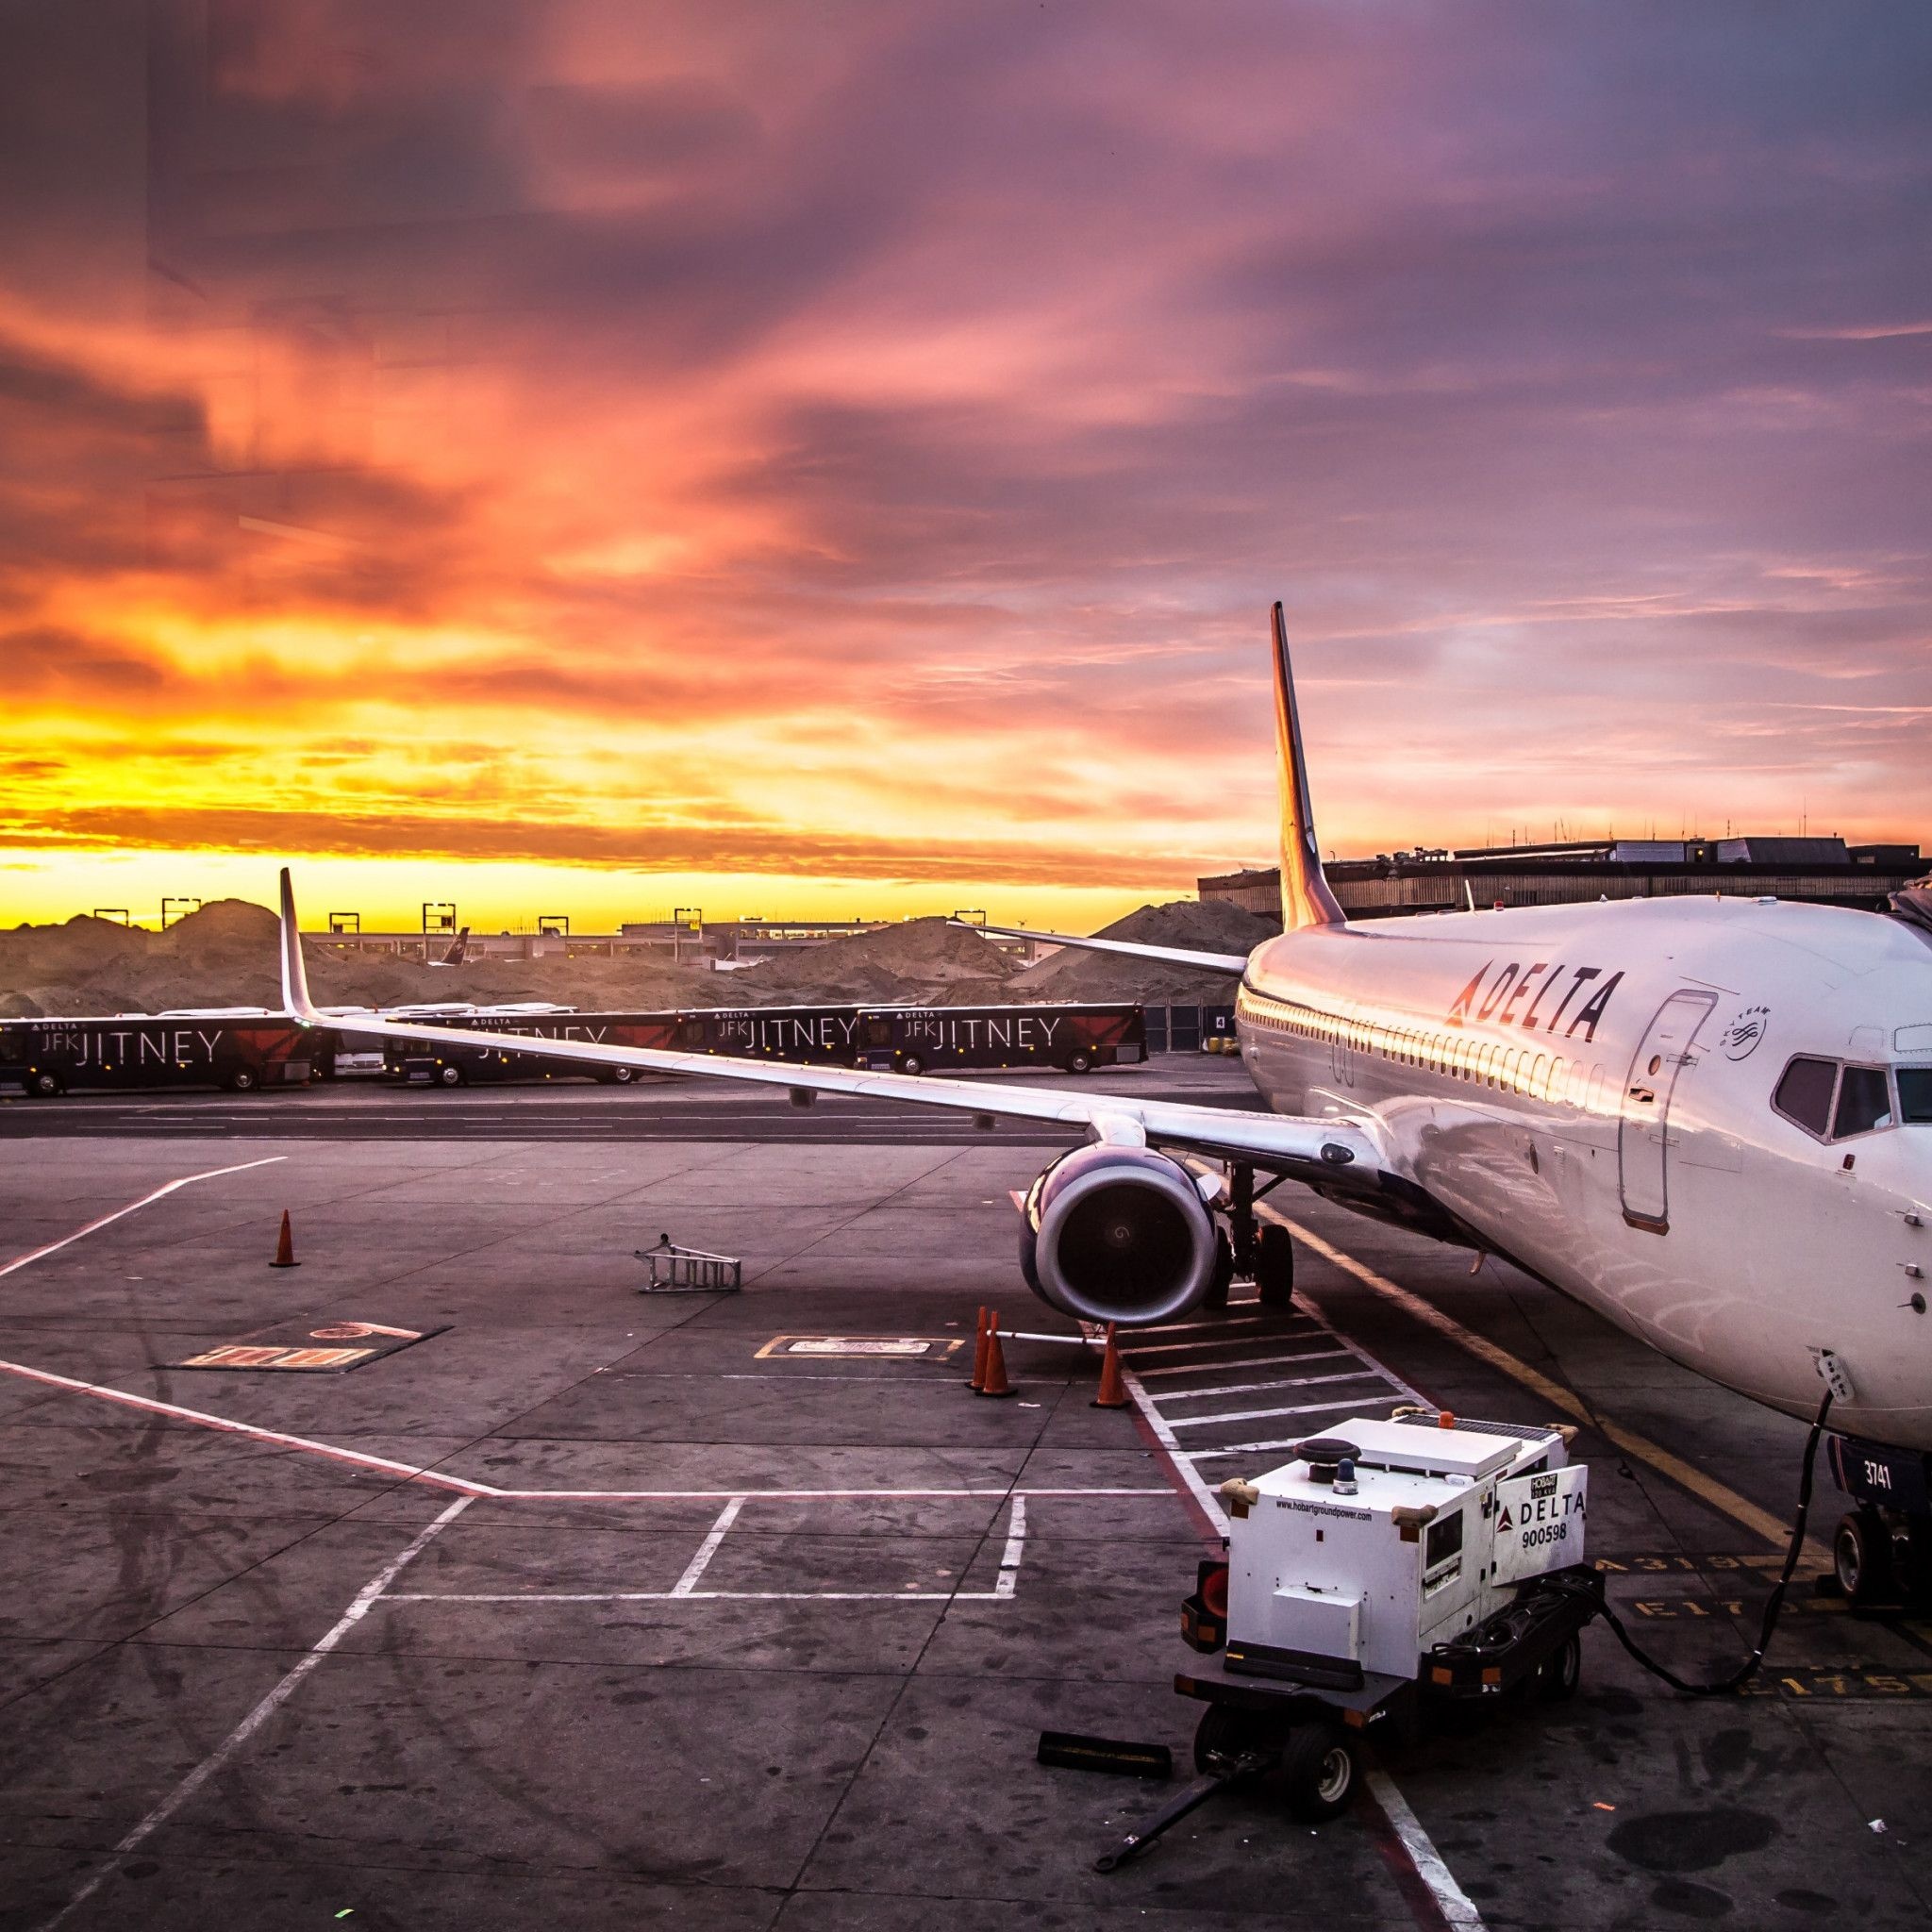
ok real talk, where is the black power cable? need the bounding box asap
[1544,1391,1833,1696]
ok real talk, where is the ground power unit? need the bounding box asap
[1171,1409,1598,1826]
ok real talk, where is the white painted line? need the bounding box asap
[1158,1368,1391,1403]
[480,1486,1173,1501]
[670,1495,745,1595]
[1165,1396,1376,1430]
[385,1589,1011,1604]
[1367,1766,1490,1930]
[1126,1313,1270,1337]
[36,1496,474,1932]
[0,1156,286,1280]
[994,1495,1027,1599]
[1124,1328,1317,1359]
[0,1358,501,1495]
[1181,1428,1368,1458]
[1120,1363,1228,1536]
[1133,1345,1356,1379]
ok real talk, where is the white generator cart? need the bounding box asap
[1173,1409,1601,1824]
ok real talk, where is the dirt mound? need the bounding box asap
[1001,900,1278,1005]
[726,917,1017,1006]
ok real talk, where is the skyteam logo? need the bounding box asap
[1720,1004,1770,1060]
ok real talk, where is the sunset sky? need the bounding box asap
[2,2,1928,932]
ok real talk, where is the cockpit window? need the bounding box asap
[1773,1057,1837,1137]
[1899,1068,1932,1125]
[1833,1065,1892,1138]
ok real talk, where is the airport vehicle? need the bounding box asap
[0,1012,322,1094]
[270,603,1932,1486]
[1092,1410,1598,1862]
[384,1008,678,1085]
[1174,1413,1594,1813]
[857,1003,1145,1075]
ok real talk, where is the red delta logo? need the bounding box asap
[1444,960,1624,1042]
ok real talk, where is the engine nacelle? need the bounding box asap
[1018,1143,1220,1326]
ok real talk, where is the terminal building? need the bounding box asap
[1200,836,1925,924]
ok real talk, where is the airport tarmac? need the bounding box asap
[2,1065,1929,1929]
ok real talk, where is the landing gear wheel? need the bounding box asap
[1278,1723,1358,1823]
[1204,1228,1235,1309]
[1835,1509,1891,1606]
[1535,1631,1582,1703]
[1192,1703,1280,1774]
[1255,1223,1295,1309]
[437,1063,466,1088]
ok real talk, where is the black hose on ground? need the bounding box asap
[1548,1391,1833,1697]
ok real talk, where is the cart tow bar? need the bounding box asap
[1093,1750,1273,1873]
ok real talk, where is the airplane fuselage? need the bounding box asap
[1236,894,1932,1451]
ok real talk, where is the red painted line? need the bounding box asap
[0,1358,498,1495]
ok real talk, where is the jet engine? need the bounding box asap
[1018,1143,1221,1326]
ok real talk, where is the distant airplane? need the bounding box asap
[275,608,1932,1483]
[428,926,470,967]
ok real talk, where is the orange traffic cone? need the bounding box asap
[968,1305,990,1390]
[269,1210,299,1269]
[977,1310,1012,1398]
[1092,1324,1129,1408]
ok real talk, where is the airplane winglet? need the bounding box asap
[278,867,322,1023]
[1272,602,1347,931]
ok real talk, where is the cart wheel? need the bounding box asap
[1535,1631,1581,1703]
[1278,1723,1358,1823]
[437,1063,465,1088]
[1255,1224,1295,1309]
[1192,1703,1278,1774]
[1834,1509,1890,1605]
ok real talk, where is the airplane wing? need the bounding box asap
[278,871,1374,1177]
[962,920,1251,975]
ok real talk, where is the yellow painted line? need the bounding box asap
[1265,1207,1820,1557]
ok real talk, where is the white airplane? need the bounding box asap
[275,607,1932,1487]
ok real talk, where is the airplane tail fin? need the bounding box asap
[438,925,471,966]
[278,868,322,1022]
[1271,601,1346,931]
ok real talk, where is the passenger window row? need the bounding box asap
[1772,1056,1932,1141]
[1237,990,1608,1110]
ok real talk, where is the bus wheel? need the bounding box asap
[900,1054,924,1076]
[1066,1049,1095,1074]
[610,1066,638,1084]
[437,1064,466,1088]
[26,1071,62,1098]
[226,1068,259,1093]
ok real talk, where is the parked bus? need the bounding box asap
[668,1005,867,1064]
[382,1009,680,1086]
[0,1012,322,1095]
[856,1003,1145,1075]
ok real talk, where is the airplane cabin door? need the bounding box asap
[1618,990,1718,1232]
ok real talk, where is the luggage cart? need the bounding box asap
[1097,1410,1603,1869]
[634,1233,741,1295]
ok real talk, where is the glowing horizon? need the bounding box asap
[3,4,1927,935]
